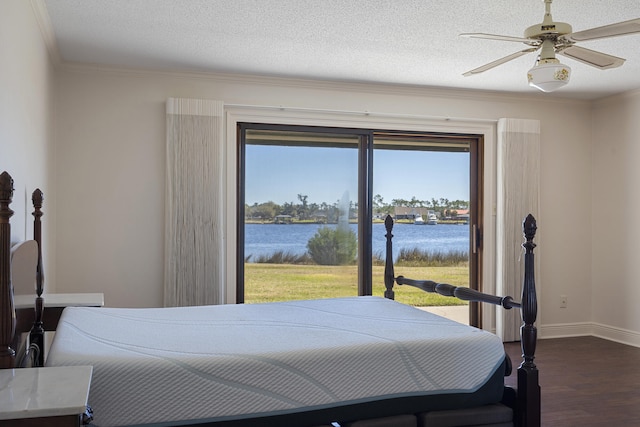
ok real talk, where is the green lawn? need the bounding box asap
[244,263,469,307]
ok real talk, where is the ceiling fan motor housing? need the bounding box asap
[524,22,573,39]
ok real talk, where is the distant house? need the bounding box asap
[448,208,469,223]
[393,207,434,220]
[451,209,469,219]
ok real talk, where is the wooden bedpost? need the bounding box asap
[384,215,395,300]
[517,214,540,427]
[383,212,541,425]
[0,171,15,369]
[30,188,45,366]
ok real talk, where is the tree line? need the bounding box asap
[246,194,469,221]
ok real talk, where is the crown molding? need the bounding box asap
[30,0,62,67]
[58,60,590,107]
[592,86,640,107]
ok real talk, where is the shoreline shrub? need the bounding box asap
[307,226,357,265]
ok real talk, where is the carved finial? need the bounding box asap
[0,172,14,221]
[384,214,393,234]
[524,214,537,238]
[0,172,14,203]
[32,188,43,208]
[523,214,537,251]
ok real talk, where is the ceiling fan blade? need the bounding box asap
[561,18,640,42]
[463,47,540,76]
[557,45,625,69]
[460,33,538,45]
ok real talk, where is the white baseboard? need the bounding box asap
[590,323,640,348]
[539,322,640,348]
[539,322,592,339]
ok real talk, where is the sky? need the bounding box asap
[245,144,469,206]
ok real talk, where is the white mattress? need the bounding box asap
[46,296,505,426]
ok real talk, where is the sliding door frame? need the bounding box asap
[225,106,497,331]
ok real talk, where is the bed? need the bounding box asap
[0,170,540,427]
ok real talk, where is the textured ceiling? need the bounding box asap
[41,0,640,100]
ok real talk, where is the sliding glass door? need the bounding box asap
[237,124,483,325]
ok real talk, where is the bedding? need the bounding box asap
[46,296,506,426]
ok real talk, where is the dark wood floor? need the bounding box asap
[504,336,640,426]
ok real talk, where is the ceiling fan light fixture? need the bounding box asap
[527,59,571,92]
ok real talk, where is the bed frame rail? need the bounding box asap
[394,276,521,310]
[383,214,540,427]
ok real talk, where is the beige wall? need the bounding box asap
[54,67,594,337]
[592,90,640,345]
[0,0,56,290]
[11,1,640,343]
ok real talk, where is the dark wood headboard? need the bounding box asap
[0,172,46,368]
[0,171,16,368]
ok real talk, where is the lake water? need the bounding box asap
[245,222,469,261]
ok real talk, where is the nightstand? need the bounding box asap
[0,366,92,426]
[14,293,104,366]
[15,293,105,332]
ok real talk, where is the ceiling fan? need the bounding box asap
[461,0,640,92]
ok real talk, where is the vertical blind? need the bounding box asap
[165,98,224,307]
[496,118,540,342]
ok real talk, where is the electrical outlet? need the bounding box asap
[560,295,568,308]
